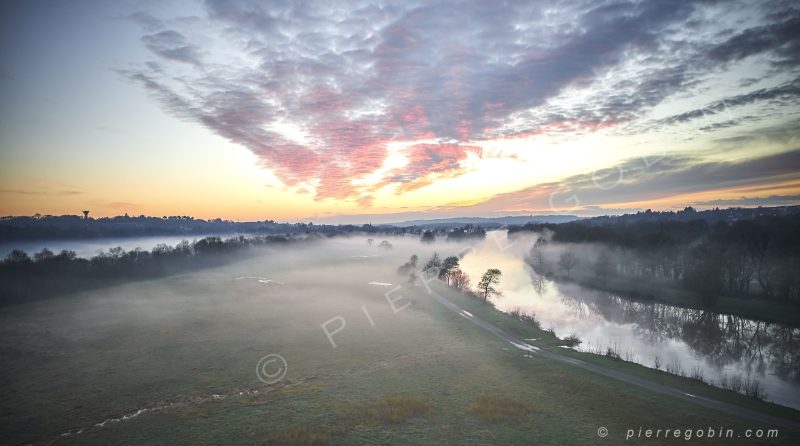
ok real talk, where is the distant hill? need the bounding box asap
[388,215,580,228]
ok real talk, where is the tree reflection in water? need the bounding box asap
[554,281,799,398]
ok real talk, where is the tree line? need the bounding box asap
[516,213,800,307]
[0,235,300,306]
[1,214,492,241]
[419,225,487,244]
[397,252,501,302]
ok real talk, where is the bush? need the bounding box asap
[604,347,621,360]
[563,333,582,347]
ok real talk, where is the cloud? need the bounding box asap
[120,0,800,204]
[89,200,141,210]
[706,10,800,67]
[376,143,481,193]
[141,30,201,65]
[356,195,374,208]
[710,119,800,148]
[467,149,800,212]
[124,11,164,32]
[655,78,800,128]
[0,188,81,196]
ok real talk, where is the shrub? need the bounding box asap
[563,333,582,347]
[604,347,621,360]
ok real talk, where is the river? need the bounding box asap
[459,231,800,410]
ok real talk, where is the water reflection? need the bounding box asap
[460,231,800,410]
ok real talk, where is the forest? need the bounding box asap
[511,211,800,307]
[0,235,304,305]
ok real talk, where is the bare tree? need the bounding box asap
[558,251,578,277]
[449,269,471,292]
[594,250,612,284]
[530,236,546,270]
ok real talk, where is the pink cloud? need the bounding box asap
[124,0,797,207]
[375,143,482,194]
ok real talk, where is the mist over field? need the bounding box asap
[0,228,797,444]
[0,236,463,442]
[3,0,800,443]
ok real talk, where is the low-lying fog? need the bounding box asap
[0,234,464,442]
[1,231,798,444]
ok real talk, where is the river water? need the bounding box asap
[459,231,800,410]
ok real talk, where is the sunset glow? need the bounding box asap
[1,0,798,222]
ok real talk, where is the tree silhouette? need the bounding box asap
[477,268,502,301]
[558,251,578,277]
[449,269,471,292]
[594,250,612,284]
[440,256,460,284]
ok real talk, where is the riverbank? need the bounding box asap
[428,281,800,422]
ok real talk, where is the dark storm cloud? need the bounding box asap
[121,0,800,202]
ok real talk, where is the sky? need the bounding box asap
[1,0,799,223]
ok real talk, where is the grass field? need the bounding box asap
[1,237,797,445]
